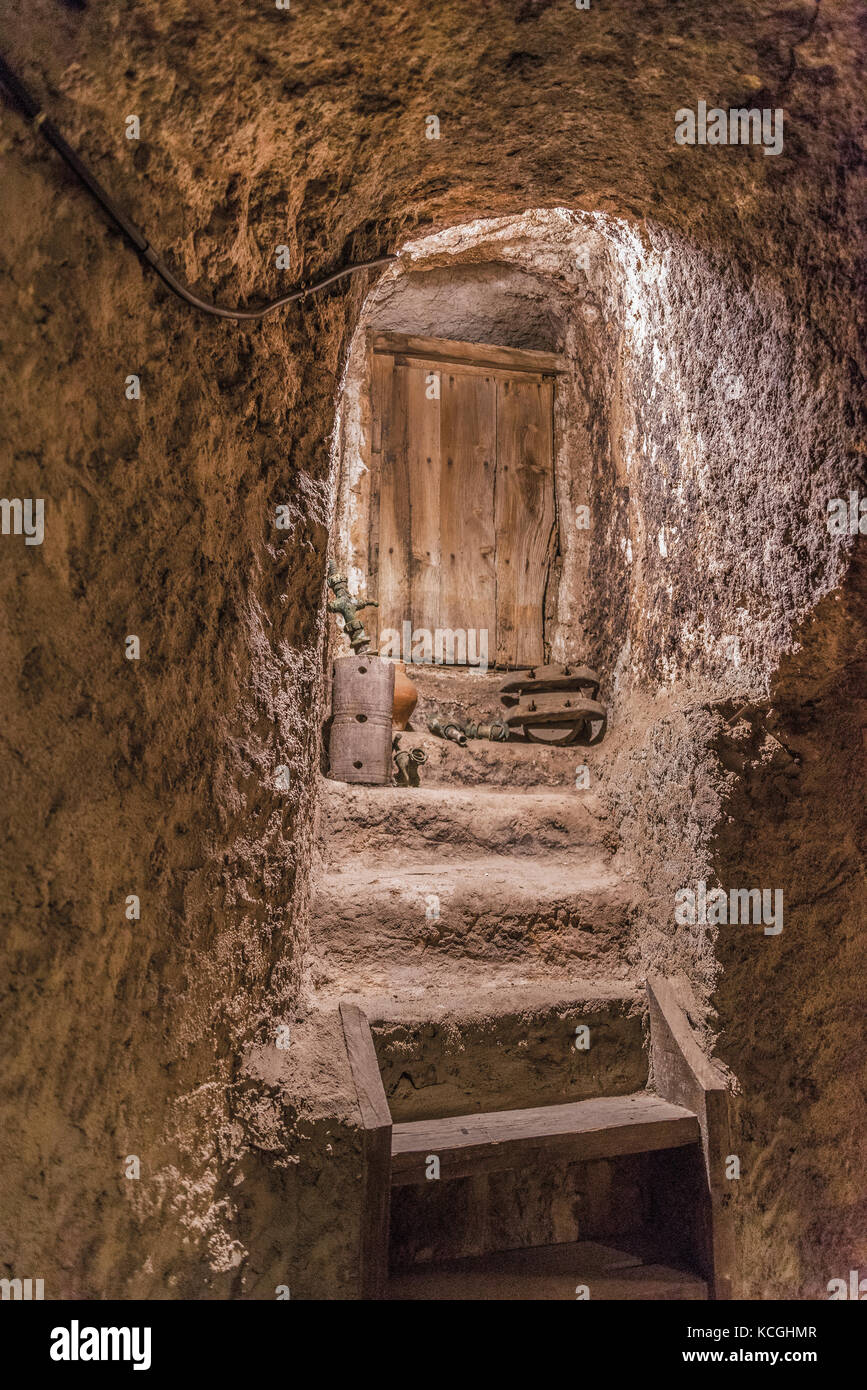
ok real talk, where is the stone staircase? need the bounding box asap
[309,675,730,1300]
[309,778,628,993]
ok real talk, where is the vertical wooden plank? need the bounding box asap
[495,377,556,669]
[439,369,497,660]
[366,350,391,653]
[360,1126,392,1299]
[340,1002,392,1300]
[647,976,736,1301]
[377,361,411,645]
[406,364,441,639]
[703,1086,736,1301]
[369,349,390,457]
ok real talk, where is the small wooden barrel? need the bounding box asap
[329,655,395,785]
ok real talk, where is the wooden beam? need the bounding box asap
[439,368,497,648]
[647,975,736,1301]
[366,348,391,650]
[394,354,547,385]
[376,361,411,640]
[339,1002,392,1299]
[494,376,555,668]
[370,330,566,377]
[391,1091,699,1186]
[503,692,606,726]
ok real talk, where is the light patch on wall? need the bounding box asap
[612,635,633,692]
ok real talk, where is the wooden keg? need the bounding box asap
[329,655,395,785]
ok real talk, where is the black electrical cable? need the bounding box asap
[0,52,397,321]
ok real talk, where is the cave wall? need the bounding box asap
[710,581,867,1298]
[591,222,856,702]
[0,0,863,1299]
[0,0,356,1298]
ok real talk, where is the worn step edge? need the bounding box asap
[386,1241,708,1301]
[319,780,609,861]
[391,1090,700,1184]
[315,851,628,901]
[310,971,642,1023]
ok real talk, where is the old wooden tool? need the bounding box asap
[499,663,600,702]
[499,663,606,746]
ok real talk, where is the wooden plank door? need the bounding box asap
[494,377,556,668]
[375,356,410,643]
[370,335,558,667]
[439,368,497,645]
[406,364,441,638]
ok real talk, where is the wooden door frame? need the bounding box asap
[366,332,566,668]
[370,331,566,377]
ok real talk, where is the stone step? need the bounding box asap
[327,977,645,1122]
[309,852,636,984]
[386,1241,708,1300]
[319,780,608,865]
[394,730,595,787]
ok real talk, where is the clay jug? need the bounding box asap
[391,661,418,731]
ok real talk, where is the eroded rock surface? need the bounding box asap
[0,0,863,1298]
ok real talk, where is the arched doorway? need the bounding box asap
[369,330,562,670]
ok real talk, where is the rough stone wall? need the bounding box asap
[0,0,863,1299]
[591,221,856,703]
[711,576,867,1298]
[603,578,867,1300]
[0,0,354,1298]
